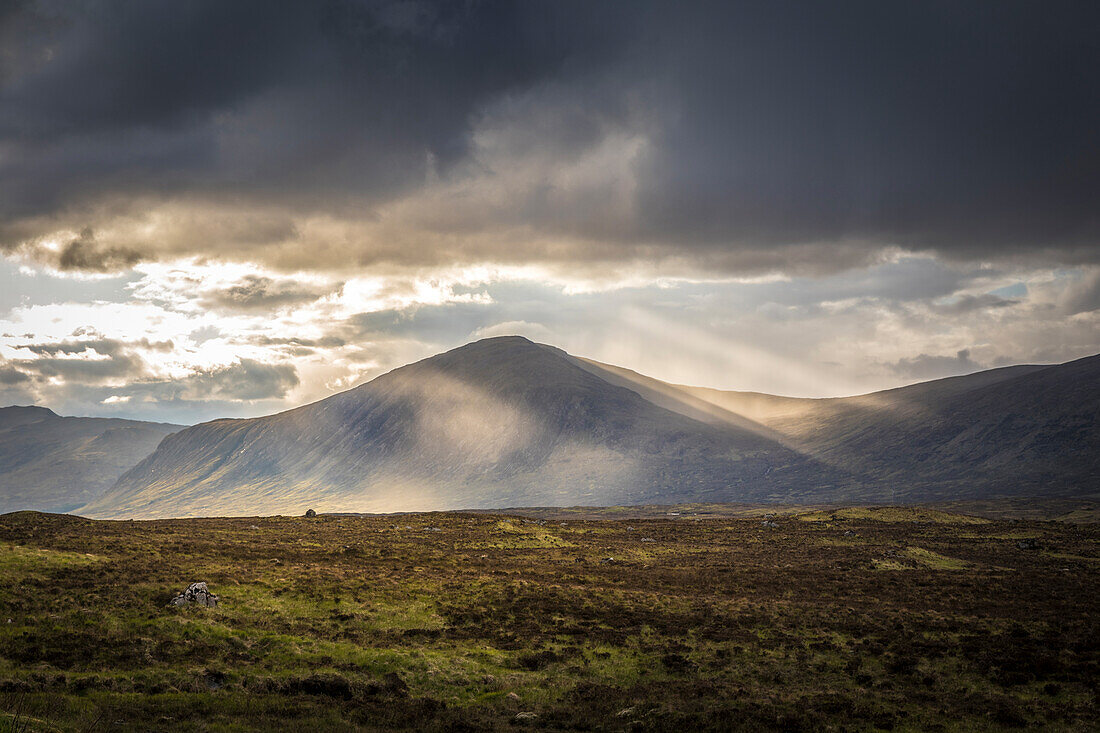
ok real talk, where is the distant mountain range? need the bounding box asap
[0,406,183,513]
[65,336,1097,519]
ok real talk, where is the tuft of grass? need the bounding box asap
[903,546,974,570]
[796,506,990,525]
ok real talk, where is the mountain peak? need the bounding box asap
[429,335,544,360]
[1,404,58,416]
[468,334,537,346]
[396,334,603,401]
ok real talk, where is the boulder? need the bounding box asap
[169,582,219,608]
[304,508,317,518]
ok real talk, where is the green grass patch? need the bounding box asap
[796,507,990,524]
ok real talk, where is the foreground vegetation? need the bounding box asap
[0,507,1097,731]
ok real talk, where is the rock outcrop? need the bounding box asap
[169,582,219,608]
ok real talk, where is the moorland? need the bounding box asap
[1,506,1097,731]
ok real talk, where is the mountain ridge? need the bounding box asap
[17,336,1094,519]
[0,406,184,513]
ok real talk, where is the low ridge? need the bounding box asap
[0,407,184,513]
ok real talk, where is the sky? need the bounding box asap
[1,0,1098,424]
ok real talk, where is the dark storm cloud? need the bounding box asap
[1,1,1097,273]
[634,2,1100,261]
[0,0,624,211]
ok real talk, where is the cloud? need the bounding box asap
[1,250,1097,423]
[0,2,1096,279]
[0,363,30,385]
[180,359,299,401]
[471,321,555,341]
[55,228,144,273]
[931,293,1020,315]
[11,337,150,383]
[1062,268,1100,315]
[888,349,982,381]
[201,275,336,311]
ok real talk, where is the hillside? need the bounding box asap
[681,357,1099,502]
[0,406,183,513]
[82,338,847,518]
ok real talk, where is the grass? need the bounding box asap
[796,506,991,525]
[0,508,1097,730]
[0,543,102,576]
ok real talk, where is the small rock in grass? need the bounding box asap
[168,582,219,608]
[506,691,520,701]
[513,711,538,721]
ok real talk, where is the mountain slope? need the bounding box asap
[0,406,184,513]
[82,337,850,518]
[681,357,1099,501]
[79,338,1100,519]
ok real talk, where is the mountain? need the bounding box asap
[81,337,854,518]
[79,338,1099,519]
[0,406,184,513]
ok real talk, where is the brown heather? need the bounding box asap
[0,506,1097,731]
